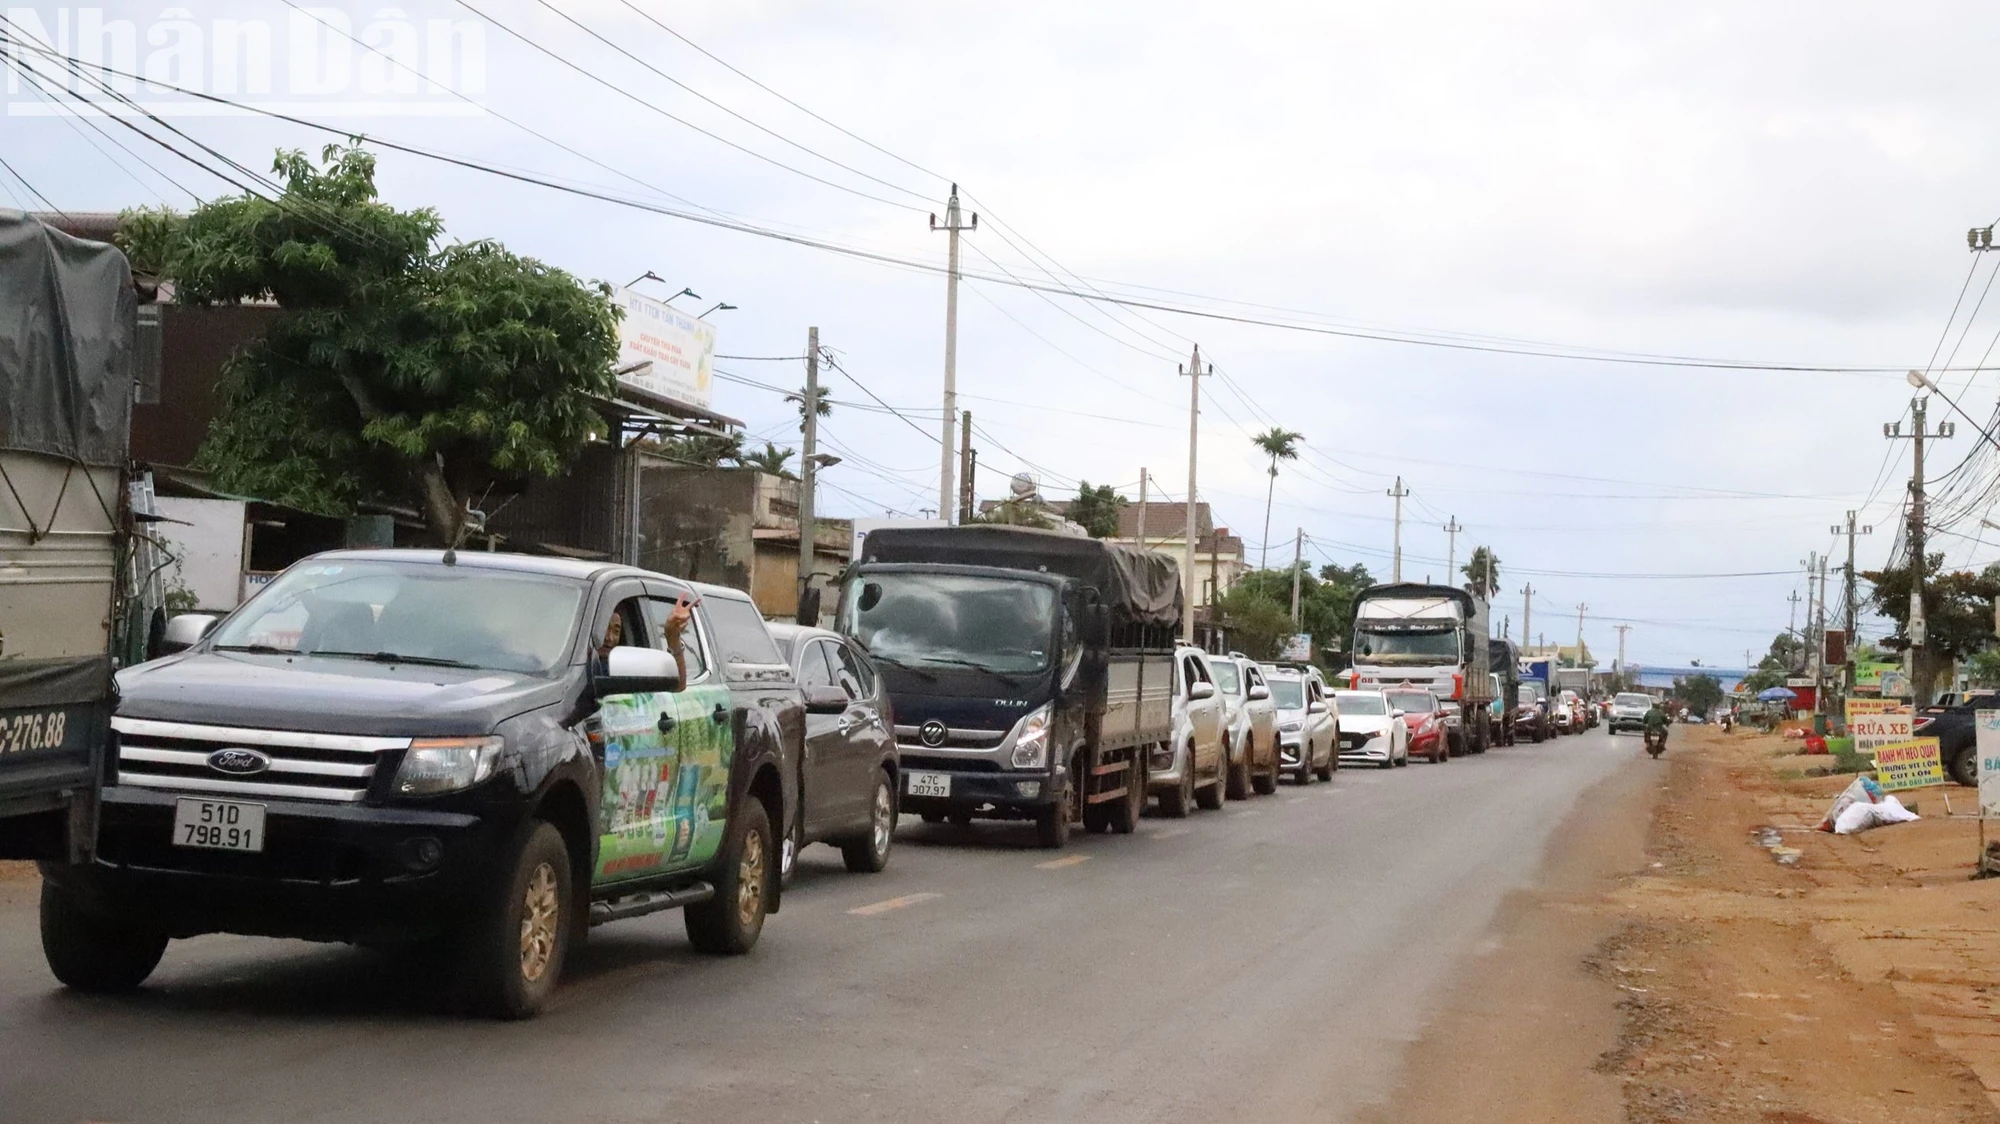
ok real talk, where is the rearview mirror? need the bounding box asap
[803,684,848,714]
[159,613,219,656]
[596,646,681,697]
[1247,684,1270,701]
[1190,682,1215,701]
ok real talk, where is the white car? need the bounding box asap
[1211,653,1281,798]
[1332,689,1410,768]
[1149,645,1228,817]
[1262,664,1339,784]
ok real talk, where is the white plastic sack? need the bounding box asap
[1819,775,1884,832]
[1833,794,1919,835]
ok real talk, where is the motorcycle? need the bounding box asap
[1643,727,1667,758]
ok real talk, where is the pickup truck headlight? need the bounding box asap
[395,736,503,796]
[1011,705,1053,769]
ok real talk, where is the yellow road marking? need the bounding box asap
[846,892,941,916]
[1152,827,1192,839]
[1035,854,1091,870]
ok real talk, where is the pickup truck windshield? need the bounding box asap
[1208,661,1241,693]
[208,560,585,674]
[1615,693,1653,709]
[847,572,1056,674]
[1353,627,1459,664]
[1268,679,1305,709]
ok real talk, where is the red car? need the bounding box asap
[1385,688,1449,764]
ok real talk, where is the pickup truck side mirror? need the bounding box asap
[1307,701,1328,715]
[596,646,682,697]
[1247,684,1270,701]
[159,613,219,656]
[802,684,848,714]
[1190,682,1215,701]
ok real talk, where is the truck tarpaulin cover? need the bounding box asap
[859,525,1184,628]
[0,210,135,467]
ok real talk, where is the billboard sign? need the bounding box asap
[613,286,716,409]
[1873,738,1947,792]
[1846,699,1910,760]
[1978,711,2000,819]
[1277,633,1313,662]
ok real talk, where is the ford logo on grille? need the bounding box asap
[207,747,270,776]
[918,720,948,747]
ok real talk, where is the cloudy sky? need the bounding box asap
[8,0,1998,667]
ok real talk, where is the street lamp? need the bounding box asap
[1906,369,1985,451]
[698,302,737,318]
[806,453,841,469]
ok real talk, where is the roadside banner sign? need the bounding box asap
[1873,738,1947,792]
[1277,633,1312,662]
[1878,669,1912,699]
[612,285,717,409]
[1847,700,1911,760]
[1977,711,2000,819]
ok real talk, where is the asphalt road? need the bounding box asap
[1,727,1643,1124]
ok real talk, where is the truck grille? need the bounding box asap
[110,717,407,803]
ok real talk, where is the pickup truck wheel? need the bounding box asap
[40,881,167,993]
[462,819,570,1019]
[685,800,772,955]
[840,771,896,873]
[1949,745,1979,788]
[1252,741,1279,795]
[1195,751,1226,811]
[780,819,802,888]
[1159,748,1195,819]
[1225,740,1252,800]
[1315,743,1335,782]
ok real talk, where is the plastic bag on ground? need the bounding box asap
[1833,793,1918,835]
[1818,775,1884,832]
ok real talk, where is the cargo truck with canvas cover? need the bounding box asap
[841,525,1181,849]
[1345,583,1497,752]
[0,211,137,862]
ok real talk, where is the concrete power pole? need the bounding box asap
[1290,528,1304,627]
[1180,345,1209,644]
[1136,467,1148,548]
[1521,584,1533,655]
[796,327,821,624]
[957,410,974,523]
[931,186,975,521]
[1614,623,1631,675]
[1885,393,1952,701]
[1443,515,1463,579]
[1387,476,1409,582]
[1574,602,1588,668]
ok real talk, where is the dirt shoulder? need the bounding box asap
[1368,726,2000,1124]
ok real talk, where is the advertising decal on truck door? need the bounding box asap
[594,682,734,884]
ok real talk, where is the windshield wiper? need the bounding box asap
[212,643,292,656]
[867,654,938,683]
[308,650,480,669]
[913,655,1027,682]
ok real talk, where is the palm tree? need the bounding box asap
[789,387,833,433]
[1251,427,1304,569]
[739,442,796,478]
[1462,545,1501,598]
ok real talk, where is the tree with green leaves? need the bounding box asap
[1215,583,1292,660]
[1066,481,1125,538]
[133,145,621,547]
[1221,558,1375,662]
[1672,672,1724,717]
[739,442,796,478]
[1462,545,1501,598]
[1250,426,1303,569]
[1863,554,2000,702]
[790,387,832,433]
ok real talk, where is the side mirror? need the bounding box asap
[1390,708,1406,719]
[1307,701,1328,715]
[803,684,848,714]
[1080,601,1109,647]
[1190,682,1215,701]
[1247,684,1271,701]
[159,613,219,655]
[596,646,682,697]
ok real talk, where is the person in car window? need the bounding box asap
[595,596,694,691]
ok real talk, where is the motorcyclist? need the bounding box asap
[1642,700,1671,745]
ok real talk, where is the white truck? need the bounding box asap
[1343,583,1496,754]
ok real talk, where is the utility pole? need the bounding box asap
[796,327,821,624]
[1180,345,1209,645]
[1786,590,1802,639]
[1290,528,1304,627]
[1521,584,1534,655]
[1443,515,1463,578]
[1614,624,1631,674]
[1136,468,1147,548]
[1815,552,1830,719]
[930,185,975,521]
[1885,392,1952,700]
[1831,510,1872,651]
[1387,476,1409,582]
[956,411,975,523]
[1574,602,1588,668]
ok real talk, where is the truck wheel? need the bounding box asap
[1159,748,1194,819]
[1034,802,1070,848]
[1195,751,1226,811]
[780,818,802,889]
[1252,741,1279,795]
[462,819,571,1019]
[685,800,772,955]
[1107,752,1144,834]
[40,880,168,993]
[840,771,896,873]
[1225,737,1251,800]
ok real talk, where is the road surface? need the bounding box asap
[1,727,1643,1124]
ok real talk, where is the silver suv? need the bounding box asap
[1210,653,1280,798]
[1148,646,1228,817]
[1608,692,1653,734]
